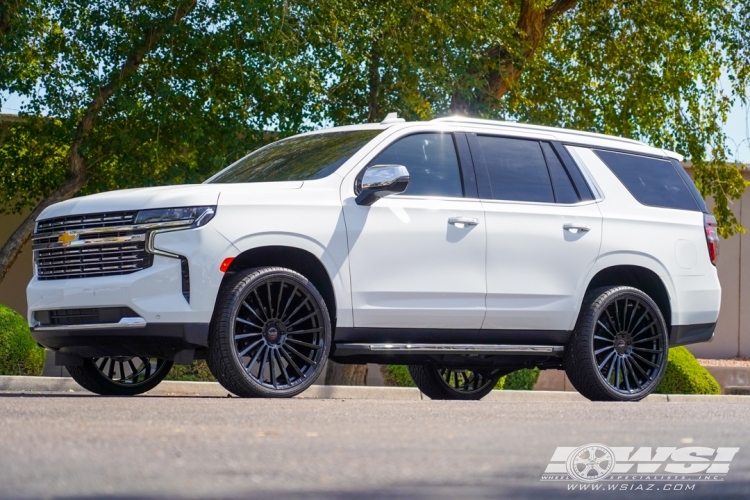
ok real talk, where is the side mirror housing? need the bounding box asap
[355,165,410,206]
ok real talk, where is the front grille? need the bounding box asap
[33,211,154,280]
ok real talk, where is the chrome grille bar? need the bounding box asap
[33,211,154,280]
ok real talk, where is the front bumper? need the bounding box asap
[31,322,209,360]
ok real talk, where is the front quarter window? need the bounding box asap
[206,130,381,183]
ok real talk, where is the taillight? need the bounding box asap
[704,214,719,266]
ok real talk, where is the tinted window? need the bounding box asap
[541,142,579,203]
[369,133,463,198]
[207,130,380,183]
[670,159,708,213]
[478,136,554,203]
[594,150,701,211]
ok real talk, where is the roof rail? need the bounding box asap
[430,116,645,147]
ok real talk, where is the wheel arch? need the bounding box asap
[217,245,338,329]
[581,265,672,330]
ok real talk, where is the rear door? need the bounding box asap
[468,134,603,333]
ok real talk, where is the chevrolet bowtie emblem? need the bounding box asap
[57,232,79,246]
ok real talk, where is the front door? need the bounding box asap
[343,132,486,330]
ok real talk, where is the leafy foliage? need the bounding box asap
[380,364,415,388]
[655,347,721,395]
[501,368,541,391]
[166,360,216,382]
[0,303,45,376]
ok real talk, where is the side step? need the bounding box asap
[334,343,564,357]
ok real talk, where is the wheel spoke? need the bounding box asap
[615,357,621,390]
[631,352,659,369]
[253,289,269,321]
[596,321,615,337]
[286,338,322,350]
[267,281,275,318]
[275,282,285,320]
[127,360,137,380]
[633,335,661,344]
[597,351,616,371]
[628,309,649,334]
[279,286,299,322]
[287,310,317,328]
[236,317,262,329]
[613,301,622,331]
[622,358,632,392]
[632,321,656,338]
[237,339,263,358]
[242,301,265,323]
[108,359,115,379]
[258,347,269,383]
[283,298,312,324]
[118,361,125,382]
[280,347,304,377]
[595,345,614,355]
[286,327,324,336]
[627,355,652,383]
[626,301,640,332]
[235,332,263,340]
[246,344,265,372]
[276,350,291,386]
[632,347,661,354]
[594,335,613,342]
[605,354,617,383]
[269,349,277,388]
[98,358,107,371]
[285,344,315,365]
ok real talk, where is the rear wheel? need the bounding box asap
[207,267,331,398]
[408,365,502,400]
[564,286,668,401]
[67,356,173,396]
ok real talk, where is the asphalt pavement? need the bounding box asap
[1,393,749,499]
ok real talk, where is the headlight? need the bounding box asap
[135,206,216,228]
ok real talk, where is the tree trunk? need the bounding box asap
[366,36,382,123]
[0,0,197,285]
[450,0,578,113]
[325,361,368,386]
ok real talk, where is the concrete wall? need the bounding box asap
[0,170,748,358]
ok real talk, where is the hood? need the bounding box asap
[37,182,303,221]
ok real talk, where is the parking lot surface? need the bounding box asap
[1,394,749,499]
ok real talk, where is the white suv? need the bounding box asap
[26,115,721,401]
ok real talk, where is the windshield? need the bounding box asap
[206,130,381,183]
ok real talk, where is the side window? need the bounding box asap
[368,133,463,198]
[594,150,701,211]
[541,142,580,204]
[477,136,554,203]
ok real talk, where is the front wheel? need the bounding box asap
[564,286,668,402]
[207,267,332,398]
[67,357,173,396]
[408,365,502,400]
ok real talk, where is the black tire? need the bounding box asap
[207,266,331,398]
[564,286,668,402]
[67,357,173,396]
[408,365,502,400]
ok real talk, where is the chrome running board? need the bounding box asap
[336,343,564,356]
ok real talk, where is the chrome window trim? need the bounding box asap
[565,146,605,201]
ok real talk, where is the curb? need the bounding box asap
[2,376,750,402]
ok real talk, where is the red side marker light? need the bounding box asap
[219,257,235,273]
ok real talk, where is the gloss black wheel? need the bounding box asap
[565,286,668,401]
[207,267,331,398]
[67,356,173,395]
[408,365,502,400]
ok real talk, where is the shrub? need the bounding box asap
[0,304,45,376]
[166,360,216,382]
[380,364,415,387]
[655,347,720,395]
[502,367,541,390]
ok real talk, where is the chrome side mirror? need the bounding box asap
[355,165,410,206]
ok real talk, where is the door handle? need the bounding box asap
[563,223,591,232]
[448,217,480,226]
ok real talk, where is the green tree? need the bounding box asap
[0,0,319,283]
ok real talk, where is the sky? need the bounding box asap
[2,89,750,163]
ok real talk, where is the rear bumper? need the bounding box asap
[31,322,209,360]
[669,322,716,346]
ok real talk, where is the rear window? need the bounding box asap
[594,150,701,212]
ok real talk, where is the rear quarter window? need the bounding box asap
[594,150,701,212]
